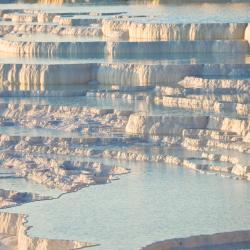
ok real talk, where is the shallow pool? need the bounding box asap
[4,160,250,250]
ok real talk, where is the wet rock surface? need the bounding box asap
[0,189,51,209]
[0,212,96,250]
[0,0,249,249]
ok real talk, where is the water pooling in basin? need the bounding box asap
[4,160,250,250]
[1,3,250,23]
[0,1,250,250]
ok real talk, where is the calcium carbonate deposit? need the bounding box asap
[0,1,250,250]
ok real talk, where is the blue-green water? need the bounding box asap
[4,160,250,250]
[1,3,250,24]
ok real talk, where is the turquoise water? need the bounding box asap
[0,1,250,249]
[4,160,250,250]
[0,168,61,196]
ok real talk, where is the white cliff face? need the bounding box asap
[0,103,128,134]
[125,113,209,135]
[107,40,249,55]
[0,130,248,180]
[102,20,247,41]
[0,3,250,250]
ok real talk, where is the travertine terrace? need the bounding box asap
[0,212,95,250]
[0,0,250,250]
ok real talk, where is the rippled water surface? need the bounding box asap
[1,3,250,23]
[4,160,250,250]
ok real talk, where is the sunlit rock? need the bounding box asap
[102,20,247,41]
[0,212,95,250]
[125,113,209,135]
[0,189,50,209]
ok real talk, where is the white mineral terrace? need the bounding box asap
[0,212,96,250]
[0,1,250,250]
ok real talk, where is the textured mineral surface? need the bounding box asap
[0,0,250,249]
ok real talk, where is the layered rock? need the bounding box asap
[96,63,250,86]
[0,62,249,89]
[142,230,250,250]
[0,23,102,37]
[0,212,95,250]
[154,95,250,116]
[0,2,249,250]
[102,21,247,41]
[0,40,106,57]
[0,153,130,191]
[0,103,128,135]
[179,77,250,92]
[0,189,51,209]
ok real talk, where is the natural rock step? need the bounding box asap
[0,63,249,87]
[96,63,250,86]
[3,0,250,3]
[0,212,96,250]
[154,95,250,117]
[182,136,250,154]
[0,134,143,148]
[142,230,250,250]
[1,20,250,44]
[0,103,129,135]
[4,131,249,160]
[102,21,248,41]
[0,23,102,37]
[126,113,250,140]
[179,76,250,91]
[0,39,248,56]
[0,89,87,97]
[0,131,248,180]
[0,189,51,209]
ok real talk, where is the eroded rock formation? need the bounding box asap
[0,2,249,249]
[0,189,51,209]
[142,230,250,250]
[0,212,95,250]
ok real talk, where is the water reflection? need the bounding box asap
[4,161,250,250]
